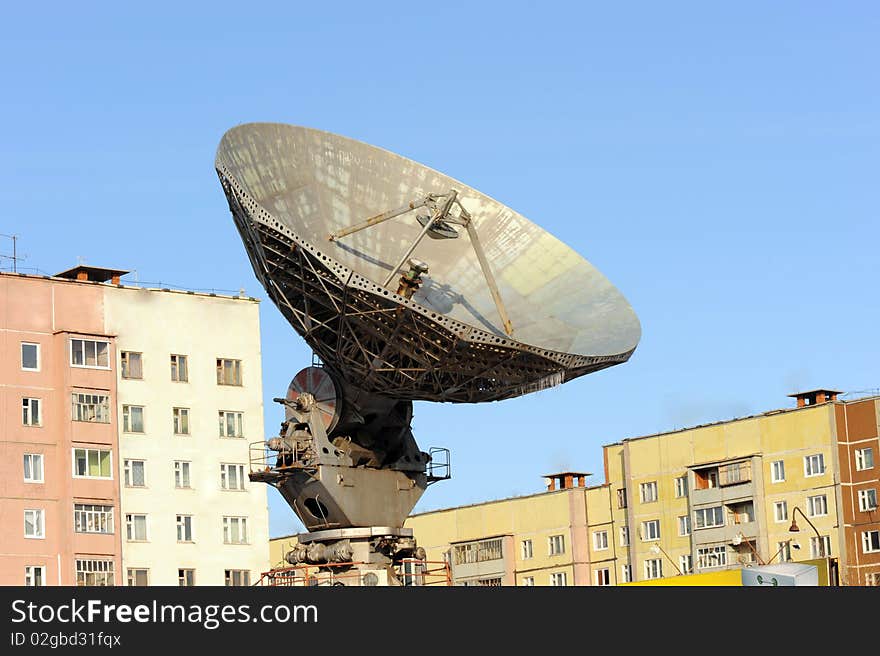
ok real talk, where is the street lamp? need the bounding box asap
[789,506,824,557]
[650,543,684,576]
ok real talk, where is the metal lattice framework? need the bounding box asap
[218,172,632,403]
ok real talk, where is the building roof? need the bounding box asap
[786,389,843,398]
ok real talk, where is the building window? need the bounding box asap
[223,516,249,544]
[807,494,828,517]
[521,539,533,560]
[521,576,535,586]
[124,459,146,487]
[127,568,149,586]
[176,515,194,542]
[219,411,244,438]
[122,405,145,433]
[125,514,148,542]
[548,534,565,556]
[621,565,632,583]
[678,515,691,536]
[593,530,609,551]
[21,342,40,371]
[694,506,724,529]
[74,504,114,534]
[616,488,627,509]
[24,509,45,539]
[22,397,41,426]
[594,568,611,586]
[76,559,114,586]
[804,453,825,477]
[71,393,110,423]
[173,407,190,435]
[454,538,503,565]
[679,554,694,574]
[25,566,46,586]
[810,536,831,558]
[777,541,794,562]
[73,448,112,479]
[641,520,660,541]
[697,546,727,569]
[23,453,44,483]
[220,464,245,491]
[730,501,755,524]
[771,460,785,483]
[640,481,658,503]
[216,358,242,386]
[70,338,110,369]
[862,530,880,554]
[858,488,878,512]
[120,351,143,379]
[644,559,662,580]
[674,475,688,498]
[550,572,567,587]
[178,569,196,586]
[774,501,789,523]
[694,468,719,489]
[855,448,875,471]
[619,526,629,547]
[865,572,880,586]
[174,461,192,489]
[224,569,250,586]
[171,354,189,382]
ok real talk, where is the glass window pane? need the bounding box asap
[72,340,84,365]
[85,341,97,366]
[88,450,99,476]
[97,342,109,367]
[100,451,111,477]
[22,343,38,369]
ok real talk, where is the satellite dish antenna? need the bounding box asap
[215,123,641,585]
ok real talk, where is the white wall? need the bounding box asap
[103,286,270,585]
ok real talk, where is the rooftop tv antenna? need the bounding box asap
[215,123,641,586]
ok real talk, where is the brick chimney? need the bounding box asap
[787,389,842,408]
[544,471,592,491]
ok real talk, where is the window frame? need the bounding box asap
[174,460,192,489]
[641,519,661,541]
[25,565,46,586]
[678,515,691,536]
[178,568,196,587]
[679,554,694,574]
[124,459,146,488]
[674,475,688,498]
[592,530,609,551]
[224,569,251,586]
[521,539,533,560]
[69,338,111,370]
[548,534,565,556]
[21,342,40,371]
[807,494,828,517]
[773,500,789,523]
[170,354,189,382]
[120,351,143,380]
[127,568,150,587]
[125,513,149,542]
[855,447,875,472]
[644,558,662,580]
[218,410,244,438]
[619,526,629,547]
[223,516,249,545]
[71,392,111,424]
[24,509,45,539]
[122,404,145,433]
[220,463,246,491]
[176,514,194,543]
[23,453,44,483]
[172,407,191,436]
[771,459,785,483]
[858,488,878,512]
[639,481,658,503]
[76,559,114,587]
[74,503,115,534]
[72,447,113,480]
[696,545,728,569]
[594,568,611,586]
[861,530,880,554]
[216,358,242,386]
[549,571,567,587]
[804,453,826,477]
[22,397,41,427]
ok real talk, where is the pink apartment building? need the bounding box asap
[1,268,123,585]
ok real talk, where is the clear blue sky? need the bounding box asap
[2,3,877,537]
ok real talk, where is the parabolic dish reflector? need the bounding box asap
[216,123,640,403]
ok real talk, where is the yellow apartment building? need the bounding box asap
[268,389,880,585]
